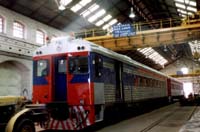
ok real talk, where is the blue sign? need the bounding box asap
[112,24,136,38]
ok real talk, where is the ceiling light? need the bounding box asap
[129,7,135,18]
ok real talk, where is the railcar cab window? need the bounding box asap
[36,60,48,77]
[58,59,66,74]
[69,56,88,74]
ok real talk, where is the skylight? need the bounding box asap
[103,15,112,22]
[88,9,106,22]
[60,0,72,6]
[137,47,168,66]
[175,3,186,9]
[95,14,112,27]
[174,0,197,18]
[70,0,92,12]
[187,6,197,12]
[95,20,104,26]
[80,3,99,17]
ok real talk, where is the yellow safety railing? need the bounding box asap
[75,17,200,38]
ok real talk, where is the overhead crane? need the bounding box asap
[81,20,200,51]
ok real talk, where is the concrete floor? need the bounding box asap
[36,103,198,132]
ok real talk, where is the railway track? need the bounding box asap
[96,103,199,132]
[140,104,198,132]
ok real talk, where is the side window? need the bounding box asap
[36,60,48,77]
[0,15,4,33]
[69,56,88,74]
[36,29,46,45]
[58,59,66,74]
[94,55,103,77]
[13,21,25,39]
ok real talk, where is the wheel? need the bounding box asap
[14,118,35,132]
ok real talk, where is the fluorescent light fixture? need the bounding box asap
[71,4,82,12]
[108,19,117,26]
[60,0,72,6]
[175,2,186,9]
[95,20,104,26]
[187,6,197,12]
[189,1,196,6]
[129,7,135,18]
[103,14,112,22]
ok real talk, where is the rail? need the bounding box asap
[75,17,200,38]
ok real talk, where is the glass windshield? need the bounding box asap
[58,59,66,74]
[36,60,48,77]
[69,56,88,74]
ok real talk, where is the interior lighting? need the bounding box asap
[129,7,135,18]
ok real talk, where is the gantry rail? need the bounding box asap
[75,18,200,51]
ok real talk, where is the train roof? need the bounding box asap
[33,36,169,78]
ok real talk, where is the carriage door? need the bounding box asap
[115,61,124,102]
[54,56,67,102]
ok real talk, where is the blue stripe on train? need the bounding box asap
[70,74,89,83]
[33,77,48,85]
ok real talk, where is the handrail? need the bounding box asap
[75,17,200,38]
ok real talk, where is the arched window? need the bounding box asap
[13,21,25,39]
[0,16,4,33]
[36,29,45,45]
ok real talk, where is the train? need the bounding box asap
[5,36,184,131]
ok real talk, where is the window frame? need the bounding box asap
[35,59,49,77]
[68,56,89,74]
[36,29,46,45]
[13,20,25,39]
[0,15,4,33]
